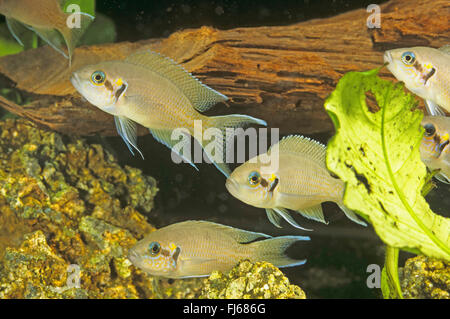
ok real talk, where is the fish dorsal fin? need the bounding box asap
[438,45,450,55]
[175,220,271,244]
[125,50,228,112]
[269,135,327,168]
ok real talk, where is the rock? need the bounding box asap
[0,118,158,298]
[200,260,306,299]
[0,118,307,299]
[400,255,450,299]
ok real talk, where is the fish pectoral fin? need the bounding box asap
[425,100,446,116]
[149,127,199,172]
[5,18,28,46]
[295,205,328,224]
[29,26,68,59]
[435,172,450,184]
[271,207,313,231]
[114,116,144,159]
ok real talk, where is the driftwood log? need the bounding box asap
[0,0,448,137]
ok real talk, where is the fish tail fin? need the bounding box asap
[337,203,368,226]
[201,114,267,177]
[58,12,95,63]
[248,235,310,268]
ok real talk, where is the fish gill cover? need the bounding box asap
[324,68,450,262]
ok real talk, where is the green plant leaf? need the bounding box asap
[62,0,96,16]
[324,68,450,261]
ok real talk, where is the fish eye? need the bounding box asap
[148,242,161,256]
[248,171,261,186]
[91,71,106,85]
[423,123,436,137]
[401,52,416,65]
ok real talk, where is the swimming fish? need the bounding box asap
[420,115,450,184]
[71,50,266,177]
[127,220,309,279]
[225,135,367,230]
[384,46,450,116]
[0,0,94,63]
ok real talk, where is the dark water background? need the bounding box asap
[1,0,446,299]
[89,0,446,299]
[92,0,450,299]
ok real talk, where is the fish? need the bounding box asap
[0,0,94,63]
[225,135,367,230]
[420,115,450,184]
[127,220,309,279]
[383,46,450,116]
[70,50,266,177]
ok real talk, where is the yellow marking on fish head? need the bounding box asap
[169,242,178,253]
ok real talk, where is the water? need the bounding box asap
[0,0,448,299]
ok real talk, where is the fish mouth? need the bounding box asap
[225,178,240,197]
[127,247,140,264]
[383,51,393,65]
[70,73,81,91]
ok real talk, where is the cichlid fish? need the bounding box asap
[225,135,366,230]
[70,50,266,177]
[0,0,94,63]
[127,220,309,279]
[384,46,450,116]
[420,116,450,184]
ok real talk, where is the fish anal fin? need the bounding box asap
[272,207,313,231]
[435,172,450,184]
[29,26,68,59]
[337,204,367,226]
[59,12,95,62]
[425,100,446,116]
[148,126,199,172]
[6,18,27,46]
[296,205,327,224]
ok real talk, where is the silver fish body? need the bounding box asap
[71,50,266,176]
[128,220,309,279]
[384,46,450,116]
[226,135,366,230]
[420,116,450,184]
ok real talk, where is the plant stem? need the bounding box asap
[385,245,403,299]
